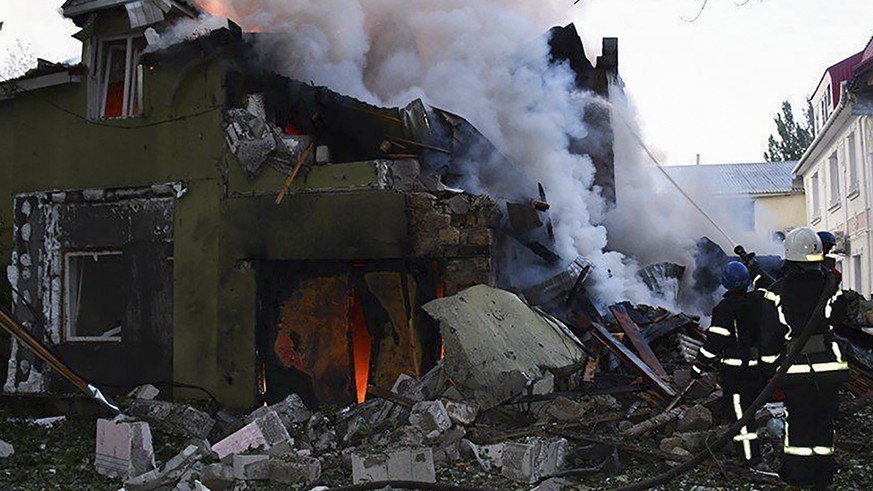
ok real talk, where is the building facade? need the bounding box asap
[795,36,873,296]
[0,1,621,408]
[664,161,807,254]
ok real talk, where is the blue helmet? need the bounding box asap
[721,261,750,292]
[817,231,837,247]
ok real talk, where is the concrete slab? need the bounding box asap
[351,447,435,484]
[423,286,586,409]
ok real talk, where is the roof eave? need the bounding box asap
[63,0,135,18]
[794,84,853,176]
[0,71,82,101]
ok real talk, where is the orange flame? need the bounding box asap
[434,260,446,360]
[351,290,373,404]
[196,0,234,18]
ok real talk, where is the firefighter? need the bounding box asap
[817,231,843,284]
[759,227,848,490]
[693,261,765,465]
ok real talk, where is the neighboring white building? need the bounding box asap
[665,161,807,252]
[795,36,873,296]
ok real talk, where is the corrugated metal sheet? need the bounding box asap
[663,161,803,197]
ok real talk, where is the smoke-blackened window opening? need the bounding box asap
[93,35,146,119]
[63,250,126,342]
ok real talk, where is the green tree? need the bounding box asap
[764,99,814,162]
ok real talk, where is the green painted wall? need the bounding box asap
[0,99,13,309]
[0,12,411,408]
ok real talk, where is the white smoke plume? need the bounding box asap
[193,0,738,310]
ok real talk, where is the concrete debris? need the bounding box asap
[232,454,270,481]
[199,463,234,490]
[247,394,312,429]
[409,400,452,439]
[500,437,568,484]
[223,95,313,178]
[128,384,161,401]
[431,426,466,463]
[392,364,445,403]
[461,440,505,471]
[543,396,588,422]
[268,456,322,485]
[127,400,215,439]
[423,285,586,409]
[315,145,331,164]
[351,447,436,484]
[305,412,337,454]
[676,404,713,433]
[95,418,156,480]
[443,399,480,426]
[211,423,265,460]
[31,415,66,427]
[125,444,206,491]
[0,439,14,458]
[531,477,575,491]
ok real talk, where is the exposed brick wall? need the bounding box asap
[406,192,499,295]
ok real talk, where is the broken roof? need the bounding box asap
[663,161,803,197]
[61,0,198,18]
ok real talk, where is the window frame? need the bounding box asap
[828,151,841,210]
[847,132,859,196]
[811,171,821,222]
[92,34,145,120]
[63,249,125,343]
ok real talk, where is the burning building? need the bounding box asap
[0,0,621,409]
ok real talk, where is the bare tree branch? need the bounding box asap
[681,0,708,23]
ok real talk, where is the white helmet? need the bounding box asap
[784,227,823,262]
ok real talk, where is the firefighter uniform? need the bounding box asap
[695,288,765,463]
[760,264,848,488]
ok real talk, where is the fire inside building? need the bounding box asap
[0,0,620,409]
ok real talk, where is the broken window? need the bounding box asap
[94,36,146,119]
[64,251,126,342]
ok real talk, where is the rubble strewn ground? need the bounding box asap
[3,282,873,490]
[1,393,872,490]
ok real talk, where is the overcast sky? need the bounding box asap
[1,0,871,165]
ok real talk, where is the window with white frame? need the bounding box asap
[853,254,863,294]
[64,251,125,342]
[828,151,841,208]
[93,36,146,119]
[811,172,821,220]
[847,132,858,193]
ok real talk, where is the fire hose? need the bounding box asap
[605,273,838,491]
[0,305,120,414]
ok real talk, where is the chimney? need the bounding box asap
[597,38,618,71]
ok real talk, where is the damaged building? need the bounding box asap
[0,0,621,410]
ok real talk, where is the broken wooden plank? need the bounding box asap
[586,321,676,398]
[610,304,667,378]
[640,313,694,345]
[581,343,600,383]
[620,407,682,438]
[274,140,314,205]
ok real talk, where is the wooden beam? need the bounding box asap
[610,304,667,378]
[275,141,314,205]
[586,320,676,398]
